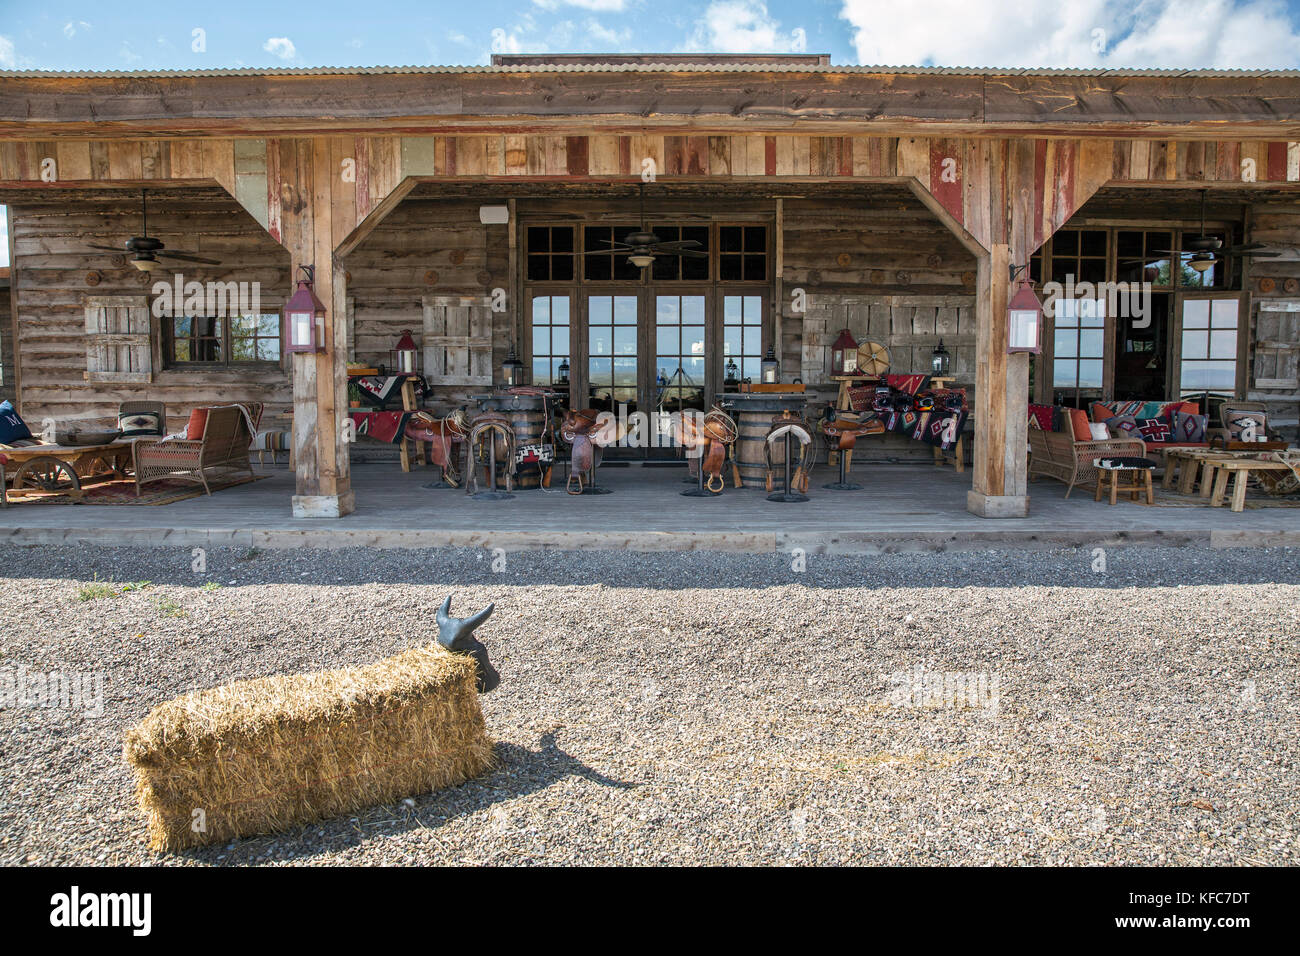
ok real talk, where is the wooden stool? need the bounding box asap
[1093,456,1156,505]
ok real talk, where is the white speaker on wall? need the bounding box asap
[479,205,510,225]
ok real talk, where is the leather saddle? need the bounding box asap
[561,408,619,495]
[406,409,469,486]
[822,413,884,452]
[466,412,516,495]
[764,410,815,494]
[673,406,739,493]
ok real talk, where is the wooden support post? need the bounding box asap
[288,138,355,519]
[966,243,1029,517]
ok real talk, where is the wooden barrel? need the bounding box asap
[476,394,551,489]
[725,394,809,489]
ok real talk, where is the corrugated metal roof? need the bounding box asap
[1,63,1298,78]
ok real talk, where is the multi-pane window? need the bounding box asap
[530,295,570,386]
[1052,298,1106,404]
[650,226,710,281]
[525,226,575,281]
[654,295,706,413]
[1049,229,1107,285]
[168,314,281,366]
[583,226,644,282]
[718,226,767,281]
[587,295,638,413]
[723,295,763,382]
[1116,231,1174,288]
[1180,299,1239,397]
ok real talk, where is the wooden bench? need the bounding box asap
[1208,459,1294,513]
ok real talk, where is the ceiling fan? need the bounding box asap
[86,189,221,271]
[1127,189,1280,274]
[583,182,709,268]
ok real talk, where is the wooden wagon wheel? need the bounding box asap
[12,456,82,493]
[856,341,890,377]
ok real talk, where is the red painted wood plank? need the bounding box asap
[445,137,457,176]
[566,136,589,177]
[929,138,963,223]
[1032,139,1047,250]
[764,136,776,176]
[1267,141,1288,182]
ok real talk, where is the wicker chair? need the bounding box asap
[1029,428,1148,498]
[133,406,254,496]
[117,400,169,438]
[1206,400,1283,445]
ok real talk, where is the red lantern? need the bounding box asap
[391,330,419,374]
[1007,277,1044,354]
[282,266,326,353]
[831,328,858,376]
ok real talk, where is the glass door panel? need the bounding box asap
[587,294,640,453]
[654,294,707,416]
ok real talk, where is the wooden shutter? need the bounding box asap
[1254,300,1300,390]
[422,295,494,386]
[84,295,153,384]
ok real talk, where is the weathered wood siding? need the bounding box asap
[344,198,510,409]
[1246,201,1300,441]
[0,274,13,401]
[9,190,291,432]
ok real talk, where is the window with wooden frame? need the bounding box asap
[650,225,710,282]
[654,294,707,412]
[718,225,767,281]
[1052,297,1106,406]
[1179,298,1240,398]
[529,294,571,386]
[722,294,764,383]
[84,295,153,384]
[525,226,575,282]
[164,313,281,368]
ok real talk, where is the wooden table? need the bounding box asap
[1162,448,1237,495]
[1208,458,1294,512]
[1,440,135,498]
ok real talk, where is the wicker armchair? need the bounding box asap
[133,406,254,496]
[1029,428,1148,498]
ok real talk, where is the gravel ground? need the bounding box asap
[1,544,1297,866]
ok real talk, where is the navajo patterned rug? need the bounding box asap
[9,474,267,506]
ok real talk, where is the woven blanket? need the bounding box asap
[349,411,411,444]
[351,375,427,410]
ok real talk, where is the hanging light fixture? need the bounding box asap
[282,265,326,353]
[1007,272,1044,354]
[931,339,951,376]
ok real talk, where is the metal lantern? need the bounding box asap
[282,265,326,353]
[931,339,951,376]
[391,330,419,375]
[831,328,858,376]
[760,345,780,384]
[724,357,739,387]
[556,357,570,387]
[503,342,525,387]
[1007,276,1044,354]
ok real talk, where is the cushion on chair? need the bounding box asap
[185,408,210,441]
[1088,422,1109,440]
[1225,410,1267,442]
[118,412,164,437]
[1069,408,1092,441]
[1169,410,1208,444]
[254,429,291,451]
[1095,456,1157,470]
[1104,414,1140,439]
[1136,417,1173,443]
[0,400,34,445]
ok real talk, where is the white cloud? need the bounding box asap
[838,0,1300,68]
[118,42,142,65]
[586,17,632,45]
[263,37,297,61]
[684,0,802,53]
[0,35,15,69]
[346,38,364,49]
[63,21,91,39]
[534,0,627,10]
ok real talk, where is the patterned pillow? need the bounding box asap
[1226,410,1267,442]
[1169,410,1207,444]
[118,412,163,437]
[0,400,34,445]
[1137,417,1173,443]
[1028,404,1055,431]
[1104,414,1140,439]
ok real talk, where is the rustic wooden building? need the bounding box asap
[0,55,1297,517]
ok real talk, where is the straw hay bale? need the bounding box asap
[123,645,494,852]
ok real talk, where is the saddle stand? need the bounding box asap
[466,415,516,500]
[679,405,738,498]
[562,408,615,496]
[822,412,884,491]
[764,410,813,504]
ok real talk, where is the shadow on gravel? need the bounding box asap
[2,544,1298,591]
[179,733,636,866]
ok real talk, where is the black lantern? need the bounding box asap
[503,342,525,387]
[724,357,739,388]
[556,357,570,387]
[931,339,951,377]
[760,346,779,384]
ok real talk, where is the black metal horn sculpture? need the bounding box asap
[436,596,500,693]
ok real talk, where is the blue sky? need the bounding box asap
[3,0,1300,72]
[3,0,1300,265]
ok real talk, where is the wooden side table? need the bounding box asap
[1208,459,1293,512]
[1093,457,1156,505]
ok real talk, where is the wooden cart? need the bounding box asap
[0,441,134,498]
